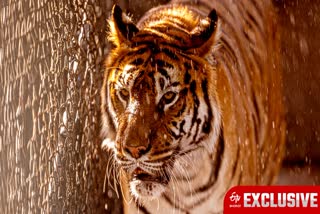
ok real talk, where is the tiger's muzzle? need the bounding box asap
[122,160,172,200]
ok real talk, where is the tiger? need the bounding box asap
[100,0,286,213]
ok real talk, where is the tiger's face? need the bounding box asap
[101,5,221,201]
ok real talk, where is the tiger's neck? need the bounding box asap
[164,148,217,211]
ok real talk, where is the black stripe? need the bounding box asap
[105,83,117,133]
[155,59,174,69]
[159,77,165,90]
[216,135,241,204]
[126,47,149,56]
[133,40,186,51]
[213,130,224,180]
[166,18,190,30]
[252,94,260,145]
[150,25,187,37]
[231,142,240,177]
[170,82,180,87]
[137,28,188,46]
[175,97,187,117]
[186,132,224,198]
[201,79,213,134]
[132,70,145,90]
[192,118,202,143]
[163,193,175,206]
[167,128,180,140]
[190,80,197,96]
[191,61,199,71]
[134,33,161,40]
[188,81,199,135]
[135,202,151,214]
[112,54,127,69]
[136,47,149,55]
[179,119,186,135]
[162,48,179,60]
[211,134,240,204]
[147,70,155,80]
[184,62,192,70]
[123,67,136,74]
[251,0,263,20]
[246,11,259,30]
[238,170,243,185]
[131,58,144,66]
[178,147,200,159]
[180,88,188,96]
[147,71,156,93]
[184,70,191,84]
[158,68,170,80]
[243,28,251,42]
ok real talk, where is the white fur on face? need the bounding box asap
[129,180,166,201]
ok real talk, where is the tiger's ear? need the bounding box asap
[188,9,219,56]
[108,5,139,47]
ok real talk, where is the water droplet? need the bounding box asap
[107,190,113,198]
[299,36,309,56]
[63,111,67,124]
[59,126,67,137]
[290,13,295,25]
[154,113,158,120]
[146,94,150,105]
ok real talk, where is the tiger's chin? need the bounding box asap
[129,180,166,201]
[128,172,169,201]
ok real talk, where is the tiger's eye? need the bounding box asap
[162,91,177,104]
[119,89,129,101]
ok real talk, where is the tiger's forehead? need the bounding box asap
[117,65,179,93]
[109,45,204,95]
[114,59,181,87]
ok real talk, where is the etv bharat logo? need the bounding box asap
[224,186,320,213]
[229,192,241,207]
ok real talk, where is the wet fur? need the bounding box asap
[101,0,286,213]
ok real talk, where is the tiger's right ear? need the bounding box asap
[108,5,139,47]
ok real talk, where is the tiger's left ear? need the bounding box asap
[108,5,139,47]
[188,9,219,56]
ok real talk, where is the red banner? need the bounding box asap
[224,186,320,214]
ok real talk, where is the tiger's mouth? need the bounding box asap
[132,172,161,183]
[128,168,170,200]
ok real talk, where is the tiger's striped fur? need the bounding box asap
[101,0,286,213]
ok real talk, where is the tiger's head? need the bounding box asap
[101,5,221,201]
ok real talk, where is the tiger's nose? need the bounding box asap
[124,144,150,159]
